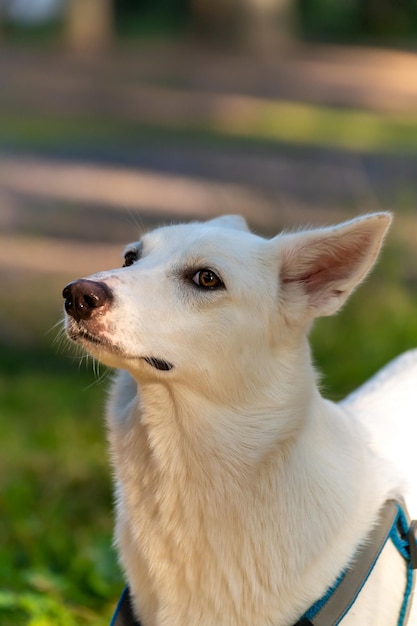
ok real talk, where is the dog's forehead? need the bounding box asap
[140,222,266,262]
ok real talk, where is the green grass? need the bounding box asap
[209,101,417,153]
[2,99,417,154]
[0,347,121,625]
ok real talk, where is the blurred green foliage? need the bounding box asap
[300,0,417,43]
[3,0,417,45]
[115,0,417,44]
[115,0,189,38]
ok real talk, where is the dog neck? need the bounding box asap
[106,355,396,625]
[110,340,318,483]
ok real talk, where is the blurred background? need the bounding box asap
[1,1,417,624]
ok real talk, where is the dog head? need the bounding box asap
[63,213,391,402]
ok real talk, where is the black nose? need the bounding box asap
[62,279,113,322]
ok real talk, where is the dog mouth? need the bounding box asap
[67,324,111,349]
[142,357,173,371]
[66,324,173,371]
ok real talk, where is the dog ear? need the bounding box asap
[208,215,250,231]
[277,213,392,318]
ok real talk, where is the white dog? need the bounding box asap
[63,214,417,626]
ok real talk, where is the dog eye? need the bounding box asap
[192,269,224,290]
[123,250,138,267]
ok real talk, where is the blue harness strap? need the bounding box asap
[110,586,140,626]
[110,500,417,626]
[294,499,417,626]
[389,505,416,626]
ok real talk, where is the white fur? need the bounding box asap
[65,213,417,625]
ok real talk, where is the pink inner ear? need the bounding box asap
[281,230,374,296]
[283,248,350,294]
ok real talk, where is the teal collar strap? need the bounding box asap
[295,499,417,626]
